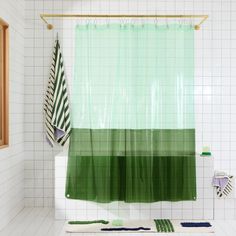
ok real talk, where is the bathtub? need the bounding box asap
[55,151,214,220]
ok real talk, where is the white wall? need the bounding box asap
[0,0,25,231]
[24,0,236,219]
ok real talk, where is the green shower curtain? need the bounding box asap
[66,24,196,203]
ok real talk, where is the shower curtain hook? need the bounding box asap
[131,18,134,27]
[86,19,89,28]
[94,18,97,28]
[191,18,194,28]
[141,18,144,28]
[121,18,125,28]
[123,18,126,27]
[179,19,182,28]
[155,17,158,28]
[106,18,109,27]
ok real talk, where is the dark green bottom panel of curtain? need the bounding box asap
[65,128,196,203]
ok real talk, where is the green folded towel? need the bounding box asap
[68,220,109,225]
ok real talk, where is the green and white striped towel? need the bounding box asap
[44,39,71,146]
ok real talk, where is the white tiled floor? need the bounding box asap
[0,208,236,236]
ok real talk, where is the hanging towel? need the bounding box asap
[212,171,234,198]
[44,39,71,146]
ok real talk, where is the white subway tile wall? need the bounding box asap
[24,0,236,219]
[0,0,25,230]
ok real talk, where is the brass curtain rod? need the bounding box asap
[40,14,208,30]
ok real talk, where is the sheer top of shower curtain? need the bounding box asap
[72,24,194,130]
